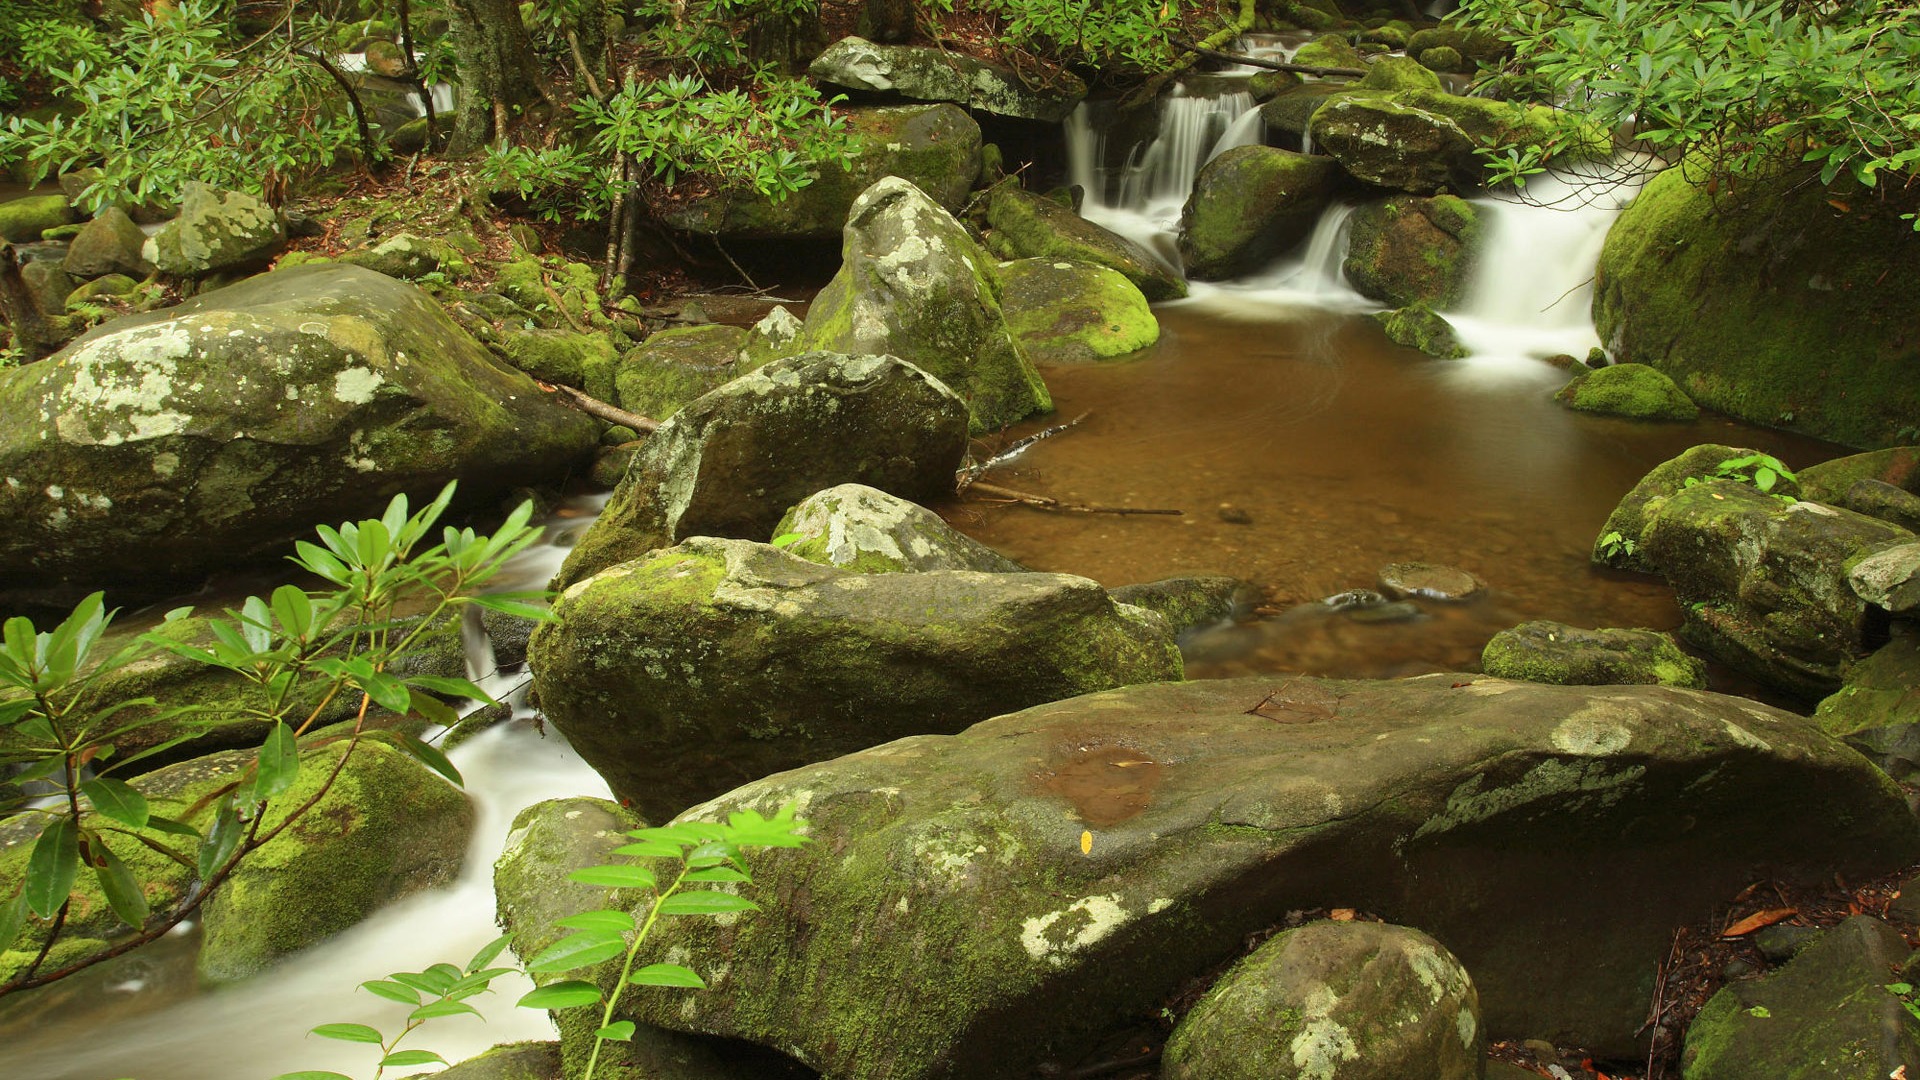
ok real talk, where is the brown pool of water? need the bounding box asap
[938,304,1842,688]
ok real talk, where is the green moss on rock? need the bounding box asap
[1555,363,1699,421]
[1343,194,1482,308]
[1360,54,1442,92]
[500,328,621,404]
[1178,146,1345,280]
[985,181,1186,301]
[0,194,79,242]
[1373,303,1467,358]
[997,258,1159,364]
[612,323,749,420]
[1482,621,1707,688]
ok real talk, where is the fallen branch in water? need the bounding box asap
[966,481,1182,517]
[1171,38,1365,77]
[538,381,660,433]
[957,412,1090,491]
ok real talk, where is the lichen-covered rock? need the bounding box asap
[612,323,749,420]
[1681,916,1920,1079]
[1178,146,1346,279]
[653,105,981,239]
[500,328,621,405]
[1555,363,1699,421]
[0,193,78,242]
[602,675,1917,1074]
[1641,480,1913,699]
[1815,633,1920,781]
[1849,541,1920,614]
[809,36,1087,122]
[552,351,970,589]
[984,181,1186,301]
[1833,479,1920,534]
[0,740,472,985]
[1589,444,1786,571]
[1310,97,1478,194]
[338,231,470,281]
[795,177,1050,433]
[773,484,1026,573]
[1482,621,1707,689]
[1392,89,1587,163]
[1260,83,1361,142]
[142,182,286,277]
[1378,562,1482,601]
[1799,446,1920,504]
[531,537,1181,818]
[1162,921,1483,1080]
[61,206,154,280]
[1343,195,1482,308]
[997,258,1158,364]
[0,263,597,607]
[739,306,804,368]
[1595,165,1920,448]
[1373,304,1467,359]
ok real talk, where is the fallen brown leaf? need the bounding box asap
[1721,907,1798,937]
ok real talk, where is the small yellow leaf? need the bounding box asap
[1330,908,1356,921]
[1080,830,1093,855]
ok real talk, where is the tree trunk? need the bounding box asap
[444,0,547,153]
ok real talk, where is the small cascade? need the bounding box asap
[410,83,457,118]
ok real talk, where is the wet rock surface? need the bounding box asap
[1482,621,1707,689]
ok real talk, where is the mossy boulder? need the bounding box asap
[142,183,286,277]
[1406,27,1508,65]
[1311,96,1479,193]
[1640,479,1913,699]
[1261,83,1370,142]
[338,231,471,281]
[1359,54,1443,92]
[552,351,970,589]
[0,263,598,608]
[61,206,154,280]
[1418,45,1468,73]
[530,537,1182,818]
[1343,194,1482,308]
[795,176,1050,433]
[1294,33,1366,70]
[432,1042,563,1080]
[0,740,472,985]
[1834,479,1920,534]
[1108,576,1250,635]
[21,259,75,315]
[1247,69,1303,101]
[1178,146,1346,280]
[1373,303,1467,359]
[492,256,608,332]
[809,36,1087,122]
[0,194,79,242]
[602,675,1917,1074]
[1798,446,1920,504]
[983,181,1186,301]
[64,273,139,311]
[1163,921,1483,1080]
[739,306,804,368]
[997,257,1159,364]
[774,484,1027,573]
[1594,165,1920,448]
[1392,89,1593,163]
[652,105,981,239]
[1482,621,1707,689]
[499,328,621,404]
[1680,916,1920,1078]
[1589,443,1787,571]
[1815,633,1920,781]
[1555,363,1699,421]
[610,323,751,421]
[197,741,473,981]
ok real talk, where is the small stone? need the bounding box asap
[1217,506,1253,525]
[1378,561,1483,601]
[1753,923,1822,963]
[1849,541,1920,613]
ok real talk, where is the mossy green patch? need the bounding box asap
[997,258,1159,364]
[611,323,748,421]
[1555,363,1700,420]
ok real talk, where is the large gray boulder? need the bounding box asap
[1681,916,1920,1078]
[142,182,286,276]
[983,182,1187,301]
[529,537,1182,819]
[809,36,1086,122]
[551,351,970,589]
[652,105,981,239]
[1640,480,1912,699]
[1178,146,1345,280]
[0,263,598,606]
[1309,97,1479,194]
[794,176,1051,433]
[591,676,1916,1075]
[773,484,1027,573]
[61,206,155,280]
[1163,921,1483,1080]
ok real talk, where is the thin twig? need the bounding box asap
[957,412,1090,490]
[965,481,1181,517]
[538,381,660,432]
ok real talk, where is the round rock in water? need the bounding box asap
[1163,920,1484,1080]
[1378,562,1483,601]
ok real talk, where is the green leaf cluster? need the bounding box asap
[1457,0,1920,210]
[0,482,547,994]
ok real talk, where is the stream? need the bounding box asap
[0,74,1846,1079]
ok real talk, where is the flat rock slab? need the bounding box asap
[620,676,1918,1077]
